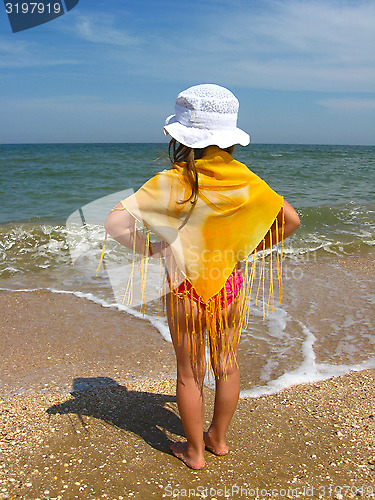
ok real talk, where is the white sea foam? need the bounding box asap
[48,287,173,342]
[1,282,374,399]
[240,317,375,398]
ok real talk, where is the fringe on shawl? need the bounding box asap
[96,206,285,379]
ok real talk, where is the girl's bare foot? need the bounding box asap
[203,431,229,456]
[170,441,205,470]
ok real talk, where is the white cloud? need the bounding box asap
[187,0,375,92]
[1,0,374,95]
[0,36,79,68]
[0,94,165,112]
[316,98,375,111]
[0,11,138,69]
[68,13,139,46]
[106,0,374,93]
[0,95,168,143]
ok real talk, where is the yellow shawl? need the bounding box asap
[99,146,284,376]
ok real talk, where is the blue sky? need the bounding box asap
[0,0,374,144]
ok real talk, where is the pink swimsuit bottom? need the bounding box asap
[176,270,243,307]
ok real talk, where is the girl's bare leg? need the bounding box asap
[204,297,241,456]
[204,364,240,455]
[166,292,206,470]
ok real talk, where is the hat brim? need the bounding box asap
[164,114,250,149]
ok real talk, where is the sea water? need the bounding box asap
[1,143,374,396]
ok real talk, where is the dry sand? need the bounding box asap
[0,290,374,499]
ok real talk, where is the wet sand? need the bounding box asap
[0,290,374,499]
[0,290,176,395]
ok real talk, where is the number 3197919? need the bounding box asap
[5,3,62,14]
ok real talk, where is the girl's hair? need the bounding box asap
[168,138,234,205]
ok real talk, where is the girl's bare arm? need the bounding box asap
[104,205,165,257]
[256,200,300,251]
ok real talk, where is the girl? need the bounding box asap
[104,84,300,470]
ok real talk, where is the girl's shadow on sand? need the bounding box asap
[47,377,184,454]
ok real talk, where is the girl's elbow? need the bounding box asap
[282,201,301,234]
[282,208,301,238]
[104,208,134,240]
[104,215,112,235]
[292,212,301,231]
[104,211,119,237]
[287,213,300,236]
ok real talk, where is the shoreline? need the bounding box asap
[0,289,176,397]
[1,288,375,498]
[2,251,375,398]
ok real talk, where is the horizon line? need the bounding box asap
[1,141,374,147]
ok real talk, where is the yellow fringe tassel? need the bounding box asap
[95,231,107,277]
[98,212,285,380]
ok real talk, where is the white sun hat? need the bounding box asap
[164,84,250,149]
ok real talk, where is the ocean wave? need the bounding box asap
[1,213,374,300]
[2,285,374,399]
[240,317,375,398]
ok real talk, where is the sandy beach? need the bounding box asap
[1,290,374,499]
